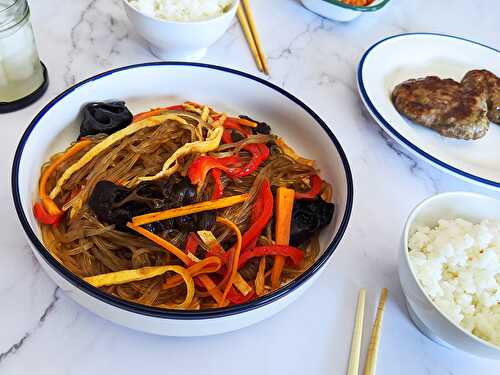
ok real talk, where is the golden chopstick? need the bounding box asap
[347,288,366,375]
[364,288,389,375]
[240,0,269,75]
[237,5,264,73]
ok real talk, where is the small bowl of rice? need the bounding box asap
[122,0,238,60]
[399,192,500,359]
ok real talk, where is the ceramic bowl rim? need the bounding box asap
[402,191,500,352]
[121,0,238,25]
[11,61,354,320]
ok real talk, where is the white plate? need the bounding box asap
[357,33,500,190]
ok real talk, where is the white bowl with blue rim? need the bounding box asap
[357,33,500,190]
[12,62,353,336]
[399,192,500,359]
[300,0,391,22]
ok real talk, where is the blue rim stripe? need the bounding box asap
[357,32,500,189]
[12,62,353,320]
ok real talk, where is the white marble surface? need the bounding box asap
[1,0,499,373]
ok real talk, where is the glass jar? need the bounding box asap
[0,0,45,105]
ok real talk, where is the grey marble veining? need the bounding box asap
[1,0,499,373]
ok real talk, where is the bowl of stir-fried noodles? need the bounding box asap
[12,62,353,336]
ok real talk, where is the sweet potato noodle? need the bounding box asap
[36,102,334,310]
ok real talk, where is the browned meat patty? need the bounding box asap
[391,76,489,140]
[461,69,500,124]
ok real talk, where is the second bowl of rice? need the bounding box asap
[399,192,500,360]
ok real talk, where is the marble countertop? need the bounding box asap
[1,0,499,373]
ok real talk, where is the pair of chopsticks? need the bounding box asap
[348,288,389,375]
[237,0,269,75]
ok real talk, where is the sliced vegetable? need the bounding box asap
[33,202,63,225]
[276,137,315,167]
[223,119,252,135]
[50,114,188,199]
[127,223,224,305]
[39,139,92,216]
[139,117,225,182]
[80,101,133,138]
[238,245,304,269]
[196,230,252,296]
[226,287,255,304]
[132,105,184,122]
[237,117,258,128]
[216,216,242,307]
[185,232,199,260]
[295,175,323,200]
[255,256,267,296]
[163,256,222,289]
[232,143,270,178]
[239,115,271,134]
[131,194,248,226]
[187,155,241,187]
[271,187,295,289]
[240,179,273,250]
[197,230,226,258]
[84,265,194,309]
[210,169,224,200]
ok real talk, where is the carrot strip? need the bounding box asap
[163,256,222,289]
[127,223,191,264]
[132,194,248,226]
[196,230,252,296]
[127,223,224,305]
[216,216,242,307]
[237,117,258,128]
[255,256,267,296]
[271,187,295,289]
[39,139,92,215]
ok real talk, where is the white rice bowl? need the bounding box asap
[408,218,500,347]
[127,0,234,22]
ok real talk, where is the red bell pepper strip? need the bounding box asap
[210,169,224,200]
[241,179,273,250]
[295,175,323,200]
[231,143,269,178]
[224,118,252,135]
[238,245,304,269]
[33,202,63,225]
[185,232,199,257]
[187,155,241,186]
[226,286,255,304]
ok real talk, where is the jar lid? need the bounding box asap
[0,61,48,113]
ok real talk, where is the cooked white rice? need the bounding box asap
[408,218,500,347]
[127,0,233,22]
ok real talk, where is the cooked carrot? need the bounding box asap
[132,194,248,226]
[255,255,267,296]
[196,230,252,296]
[271,187,295,289]
[216,216,242,307]
[39,139,92,215]
[127,223,191,264]
[126,223,225,305]
[237,117,258,128]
